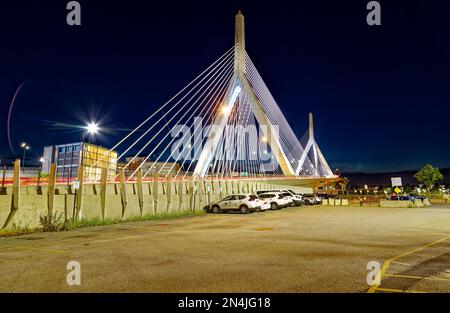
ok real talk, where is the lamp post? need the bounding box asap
[38,157,45,188]
[20,142,30,172]
[76,122,100,180]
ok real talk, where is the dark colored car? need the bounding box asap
[388,195,411,201]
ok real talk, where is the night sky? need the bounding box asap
[1,0,449,173]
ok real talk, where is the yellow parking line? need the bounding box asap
[376,287,428,293]
[391,261,411,266]
[368,233,450,293]
[384,273,450,282]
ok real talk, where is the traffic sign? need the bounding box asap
[391,177,402,187]
[394,187,401,194]
[72,180,80,190]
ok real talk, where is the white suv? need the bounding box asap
[257,189,303,206]
[258,192,293,210]
[208,194,269,214]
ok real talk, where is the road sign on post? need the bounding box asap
[391,177,402,187]
[72,180,80,190]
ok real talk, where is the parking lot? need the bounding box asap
[1,204,450,292]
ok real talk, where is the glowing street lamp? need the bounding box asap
[85,122,100,135]
[20,142,30,172]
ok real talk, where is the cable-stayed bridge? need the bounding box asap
[101,11,337,186]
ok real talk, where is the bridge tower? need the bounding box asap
[193,11,296,177]
[295,113,333,177]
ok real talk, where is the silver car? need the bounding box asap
[207,194,267,214]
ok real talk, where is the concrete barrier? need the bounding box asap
[0,179,313,230]
[380,199,432,208]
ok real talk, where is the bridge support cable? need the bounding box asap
[139,61,235,180]
[244,54,308,172]
[88,46,236,177]
[121,51,235,176]
[161,68,234,179]
[114,51,234,180]
[97,11,335,182]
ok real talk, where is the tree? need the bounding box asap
[414,164,444,193]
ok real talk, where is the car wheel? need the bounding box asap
[212,205,221,214]
[290,202,295,207]
[270,202,279,210]
[240,205,249,214]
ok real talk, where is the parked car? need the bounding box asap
[257,189,304,206]
[205,194,268,214]
[313,194,323,204]
[408,194,428,201]
[387,195,411,201]
[301,193,317,205]
[388,194,428,201]
[317,193,335,200]
[258,192,293,210]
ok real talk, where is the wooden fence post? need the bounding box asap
[47,163,56,223]
[119,169,127,218]
[178,179,183,212]
[189,177,194,212]
[100,167,107,219]
[137,170,144,216]
[166,175,172,212]
[74,165,84,219]
[2,160,20,229]
[153,173,159,214]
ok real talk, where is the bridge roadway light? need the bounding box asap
[220,106,232,115]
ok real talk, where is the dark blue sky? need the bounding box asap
[1,0,449,173]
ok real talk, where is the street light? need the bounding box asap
[37,157,45,188]
[20,142,30,172]
[85,122,100,136]
[80,121,101,175]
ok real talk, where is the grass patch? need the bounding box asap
[64,210,205,230]
[0,224,35,238]
[1,210,205,238]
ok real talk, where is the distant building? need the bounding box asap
[117,157,181,176]
[42,142,117,181]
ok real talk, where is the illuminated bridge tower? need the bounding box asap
[193,11,296,177]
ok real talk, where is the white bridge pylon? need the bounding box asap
[101,11,334,181]
[193,11,332,178]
